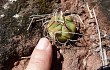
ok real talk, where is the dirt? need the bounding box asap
[0,0,110,70]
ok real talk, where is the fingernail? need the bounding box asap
[36,38,50,50]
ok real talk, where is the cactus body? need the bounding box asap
[47,15,76,43]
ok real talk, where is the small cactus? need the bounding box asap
[47,12,76,43]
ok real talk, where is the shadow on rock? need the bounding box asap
[51,45,64,70]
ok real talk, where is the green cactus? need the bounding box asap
[47,14,76,43]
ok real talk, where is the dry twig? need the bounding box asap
[93,8,108,66]
[86,2,93,18]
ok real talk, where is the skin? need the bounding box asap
[25,38,52,70]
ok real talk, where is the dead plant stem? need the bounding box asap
[93,8,106,66]
[86,2,93,18]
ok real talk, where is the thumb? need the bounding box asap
[25,38,52,70]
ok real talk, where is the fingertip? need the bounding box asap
[26,37,52,70]
[36,37,51,50]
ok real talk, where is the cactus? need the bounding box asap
[47,12,76,43]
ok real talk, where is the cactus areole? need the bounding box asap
[47,13,76,43]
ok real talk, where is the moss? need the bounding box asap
[0,0,56,46]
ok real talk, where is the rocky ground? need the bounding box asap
[0,0,110,70]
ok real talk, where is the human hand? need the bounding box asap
[25,38,52,70]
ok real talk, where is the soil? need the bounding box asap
[0,0,110,70]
